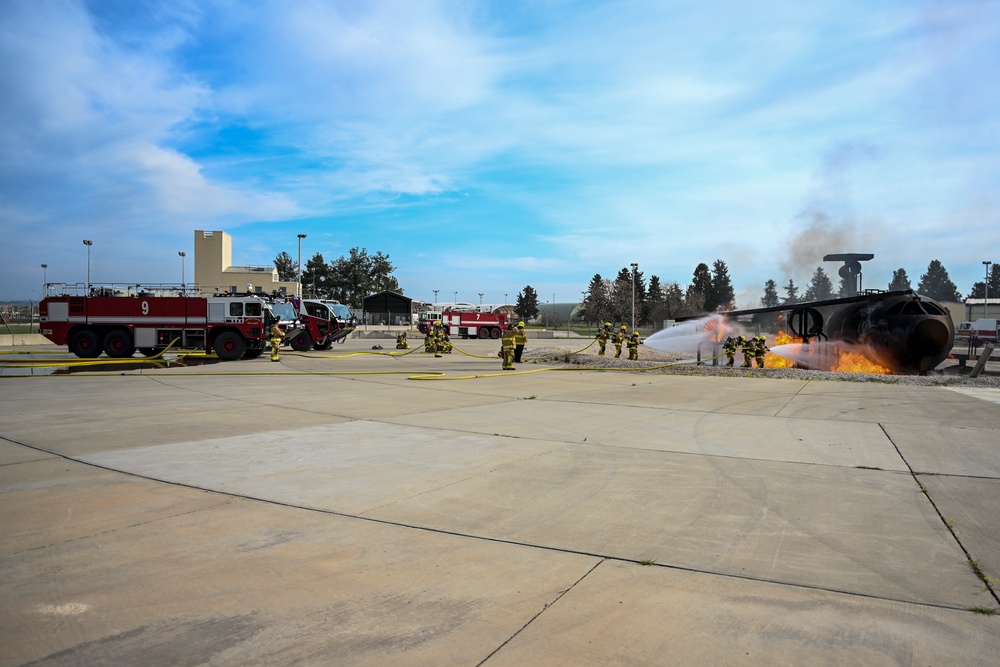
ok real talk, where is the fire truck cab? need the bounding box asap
[40,289,273,361]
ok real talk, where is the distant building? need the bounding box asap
[193,230,299,296]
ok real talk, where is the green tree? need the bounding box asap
[706,259,735,311]
[273,251,297,282]
[760,279,780,308]
[917,260,961,302]
[803,267,834,301]
[581,274,612,325]
[684,263,712,315]
[610,267,634,325]
[782,278,800,305]
[302,253,330,298]
[663,282,685,322]
[325,247,400,308]
[645,275,664,327]
[967,264,1000,299]
[888,268,912,292]
[754,279,781,329]
[516,285,540,322]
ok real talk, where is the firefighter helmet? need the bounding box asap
[518,321,525,328]
[621,325,627,330]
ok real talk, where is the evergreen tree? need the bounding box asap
[610,268,634,325]
[803,267,834,301]
[645,275,665,327]
[326,247,400,307]
[684,263,712,315]
[273,251,297,282]
[754,279,781,329]
[837,275,852,298]
[663,282,685,322]
[753,280,781,329]
[888,268,912,292]
[581,274,612,325]
[916,260,961,302]
[706,259,735,311]
[516,285,540,322]
[302,253,329,298]
[782,278,800,305]
[760,279,780,308]
[967,264,1000,299]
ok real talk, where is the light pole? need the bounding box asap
[478,292,483,306]
[83,240,93,294]
[630,262,638,330]
[985,261,993,319]
[504,293,507,305]
[297,234,307,296]
[41,264,47,297]
[433,290,439,304]
[453,291,457,303]
[178,252,186,293]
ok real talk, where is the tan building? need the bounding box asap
[193,230,299,296]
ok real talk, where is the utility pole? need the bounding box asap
[178,252,186,293]
[297,234,307,297]
[985,261,993,319]
[630,262,638,330]
[83,240,93,294]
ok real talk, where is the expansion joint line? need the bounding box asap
[879,423,1000,606]
[476,558,606,666]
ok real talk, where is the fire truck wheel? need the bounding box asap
[69,330,102,358]
[478,328,489,339]
[213,332,247,361]
[103,330,135,358]
[490,328,501,339]
[289,331,313,351]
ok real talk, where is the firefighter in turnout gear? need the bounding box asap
[501,325,518,370]
[423,328,435,354]
[615,325,626,358]
[628,330,640,360]
[269,322,285,362]
[723,336,737,367]
[514,322,527,363]
[754,336,768,368]
[396,331,409,349]
[433,322,444,357]
[596,322,611,356]
[740,335,753,368]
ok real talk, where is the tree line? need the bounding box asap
[274,248,400,309]
[578,260,736,328]
[575,258,993,329]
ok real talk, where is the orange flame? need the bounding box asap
[765,330,798,368]
[831,351,890,374]
[702,318,728,343]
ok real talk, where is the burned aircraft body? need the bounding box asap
[721,290,955,374]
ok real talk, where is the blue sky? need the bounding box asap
[2,0,998,306]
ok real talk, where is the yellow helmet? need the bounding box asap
[621,325,627,330]
[604,322,611,327]
[518,321,524,328]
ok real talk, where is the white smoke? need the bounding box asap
[643,314,750,355]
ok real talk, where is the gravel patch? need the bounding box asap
[522,344,1000,389]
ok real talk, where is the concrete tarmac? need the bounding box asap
[1,339,999,665]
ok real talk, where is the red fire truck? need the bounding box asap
[40,287,272,361]
[418,309,510,339]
